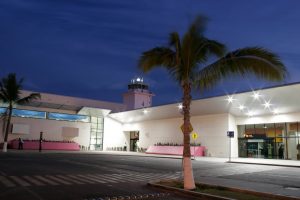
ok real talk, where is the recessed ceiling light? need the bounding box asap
[263,101,271,108]
[177,103,183,110]
[273,109,279,114]
[238,105,245,110]
[143,109,149,114]
[226,96,234,103]
[252,91,261,100]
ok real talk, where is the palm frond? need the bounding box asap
[169,32,181,64]
[195,47,287,90]
[138,47,176,73]
[187,15,208,37]
[16,93,41,105]
[1,73,22,101]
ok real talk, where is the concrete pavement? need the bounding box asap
[88,150,300,167]
[2,150,300,199]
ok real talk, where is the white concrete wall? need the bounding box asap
[191,114,229,157]
[228,114,238,158]
[103,117,125,150]
[119,113,230,157]
[236,112,300,125]
[123,117,183,148]
[1,117,91,147]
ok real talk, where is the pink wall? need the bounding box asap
[123,91,154,110]
[146,145,206,156]
[10,139,80,150]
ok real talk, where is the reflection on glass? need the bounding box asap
[238,122,300,160]
[12,109,46,119]
[48,112,89,122]
[0,107,7,114]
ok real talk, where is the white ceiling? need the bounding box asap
[109,83,300,123]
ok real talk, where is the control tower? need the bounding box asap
[123,77,154,110]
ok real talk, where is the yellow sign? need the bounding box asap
[191,132,198,140]
[180,123,193,133]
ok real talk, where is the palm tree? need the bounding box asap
[138,16,287,190]
[0,73,41,152]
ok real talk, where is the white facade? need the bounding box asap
[104,113,237,158]
[1,83,300,160]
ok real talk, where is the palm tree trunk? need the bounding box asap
[3,104,12,152]
[182,82,196,190]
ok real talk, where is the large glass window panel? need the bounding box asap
[275,123,286,137]
[91,117,98,123]
[287,122,297,137]
[287,137,298,160]
[238,138,247,157]
[91,124,97,129]
[48,112,89,122]
[237,125,245,138]
[12,109,46,119]
[97,123,103,130]
[286,122,300,160]
[265,123,275,138]
[0,107,7,114]
[245,124,255,138]
[89,117,104,151]
[255,124,266,138]
[90,138,96,145]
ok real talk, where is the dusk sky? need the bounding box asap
[0,0,299,105]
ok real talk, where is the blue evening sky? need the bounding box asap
[0,0,299,105]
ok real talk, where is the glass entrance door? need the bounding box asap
[89,117,104,151]
[129,131,139,152]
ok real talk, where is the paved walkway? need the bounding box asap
[4,149,300,167]
[86,150,300,167]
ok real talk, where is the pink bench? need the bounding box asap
[146,145,205,156]
[9,140,80,151]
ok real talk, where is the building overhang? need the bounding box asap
[109,83,300,123]
[77,107,111,117]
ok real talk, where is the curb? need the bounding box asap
[148,180,300,200]
[148,180,234,200]
[228,161,300,168]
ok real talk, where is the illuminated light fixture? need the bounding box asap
[252,91,261,100]
[177,103,183,110]
[238,105,245,110]
[143,109,149,114]
[226,96,234,103]
[247,111,254,116]
[273,109,279,115]
[263,101,271,108]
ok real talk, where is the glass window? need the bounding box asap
[237,125,245,138]
[245,124,255,138]
[48,112,89,122]
[0,107,7,114]
[287,122,297,137]
[97,123,103,130]
[12,109,46,119]
[275,123,285,137]
[265,123,275,138]
[254,124,266,138]
[91,117,98,123]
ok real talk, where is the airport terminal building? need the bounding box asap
[1,78,300,161]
